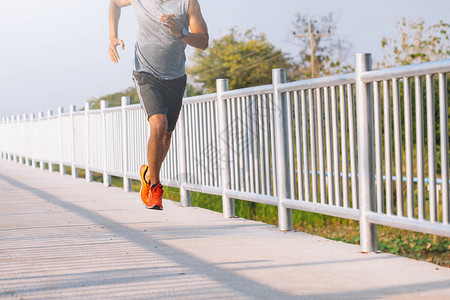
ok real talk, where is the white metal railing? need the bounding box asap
[1,53,449,253]
[357,55,450,251]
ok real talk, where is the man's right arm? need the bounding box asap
[109,0,133,63]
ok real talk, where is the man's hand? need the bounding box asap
[159,14,183,38]
[109,38,125,63]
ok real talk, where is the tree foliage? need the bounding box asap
[291,12,353,79]
[381,18,450,67]
[379,19,450,173]
[188,29,292,92]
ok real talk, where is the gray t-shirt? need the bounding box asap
[133,0,189,80]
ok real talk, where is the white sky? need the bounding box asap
[0,0,449,118]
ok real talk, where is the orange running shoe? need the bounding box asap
[147,182,164,210]
[139,165,151,208]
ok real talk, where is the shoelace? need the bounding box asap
[148,184,163,201]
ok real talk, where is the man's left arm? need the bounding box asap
[159,0,209,50]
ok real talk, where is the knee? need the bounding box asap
[149,115,168,137]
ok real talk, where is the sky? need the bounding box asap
[0,0,449,118]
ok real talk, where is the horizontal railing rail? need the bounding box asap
[360,59,450,82]
[278,72,356,93]
[1,53,449,253]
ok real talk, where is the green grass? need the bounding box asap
[69,168,449,268]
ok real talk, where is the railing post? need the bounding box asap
[2,117,4,159]
[2,117,6,160]
[38,112,45,170]
[27,114,33,166]
[11,116,14,161]
[178,102,191,207]
[9,116,12,161]
[6,116,11,161]
[13,116,17,162]
[121,97,131,192]
[10,116,14,162]
[15,115,20,163]
[216,78,234,218]
[14,115,19,163]
[85,103,93,182]
[70,105,78,178]
[47,109,54,172]
[6,117,11,161]
[12,115,16,162]
[15,115,19,162]
[101,100,111,187]
[273,68,293,231]
[1,117,4,160]
[29,113,35,167]
[22,114,28,165]
[3,117,5,160]
[28,113,36,168]
[3,117,6,160]
[7,116,11,160]
[0,117,3,160]
[355,53,377,253]
[58,107,65,175]
[3,117,7,160]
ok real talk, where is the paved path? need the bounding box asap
[0,159,449,299]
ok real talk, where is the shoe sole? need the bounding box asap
[140,201,163,210]
[147,205,163,210]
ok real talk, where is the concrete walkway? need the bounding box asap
[0,159,449,299]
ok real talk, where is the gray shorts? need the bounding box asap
[132,70,187,132]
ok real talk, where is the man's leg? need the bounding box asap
[145,114,173,186]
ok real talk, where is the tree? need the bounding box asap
[292,12,353,79]
[188,29,292,92]
[381,18,450,67]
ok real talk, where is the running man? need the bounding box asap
[108,0,209,209]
